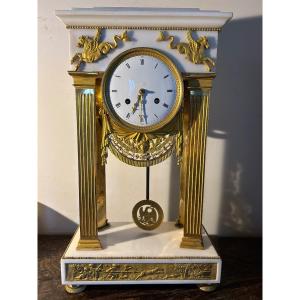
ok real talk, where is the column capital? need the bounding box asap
[183,72,216,90]
[68,71,104,88]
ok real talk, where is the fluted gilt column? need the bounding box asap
[69,71,104,250]
[180,74,215,249]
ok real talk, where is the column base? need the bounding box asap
[77,238,102,250]
[180,236,204,250]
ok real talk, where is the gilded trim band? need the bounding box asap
[66,25,222,31]
[63,256,220,260]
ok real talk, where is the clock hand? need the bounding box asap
[132,88,145,114]
[134,89,145,123]
[139,92,144,123]
[140,89,154,124]
[132,97,139,114]
[142,93,148,124]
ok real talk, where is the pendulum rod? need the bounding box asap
[146,166,150,201]
[132,165,164,230]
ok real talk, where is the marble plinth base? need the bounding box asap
[61,222,221,286]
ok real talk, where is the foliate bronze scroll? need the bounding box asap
[66,263,217,281]
[157,31,215,71]
[71,28,131,71]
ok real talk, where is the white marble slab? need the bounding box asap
[63,222,220,260]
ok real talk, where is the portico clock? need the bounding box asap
[101,48,183,132]
[56,6,232,294]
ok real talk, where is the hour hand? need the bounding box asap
[132,101,139,114]
[132,89,145,114]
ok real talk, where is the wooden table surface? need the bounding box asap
[38,235,262,300]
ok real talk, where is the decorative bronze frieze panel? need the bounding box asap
[66,262,217,281]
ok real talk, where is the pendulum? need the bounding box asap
[132,167,164,230]
[132,166,164,230]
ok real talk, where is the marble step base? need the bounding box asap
[61,222,221,287]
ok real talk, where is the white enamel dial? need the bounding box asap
[102,48,183,132]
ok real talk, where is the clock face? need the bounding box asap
[102,48,183,132]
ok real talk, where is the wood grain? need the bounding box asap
[38,235,262,300]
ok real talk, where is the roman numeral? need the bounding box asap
[154,63,158,69]
[163,103,169,108]
[167,89,173,92]
[111,90,117,92]
[139,115,144,122]
[126,113,130,119]
[140,59,144,65]
[116,102,121,108]
[163,74,169,79]
[126,63,130,69]
[115,75,121,78]
[154,114,158,118]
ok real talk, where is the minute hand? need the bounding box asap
[132,94,142,114]
[141,94,148,124]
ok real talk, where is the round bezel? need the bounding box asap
[101,47,183,133]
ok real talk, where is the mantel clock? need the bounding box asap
[56,7,232,294]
